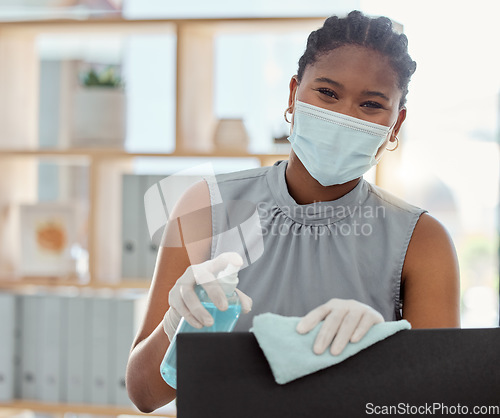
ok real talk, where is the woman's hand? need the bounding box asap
[163,251,253,341]
[296,298,384,356]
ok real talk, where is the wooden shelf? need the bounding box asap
[0,148,288,158]
[0,400,175,417]
[0,149,289,167]
[0,277,151,289]
[0,15,325,27]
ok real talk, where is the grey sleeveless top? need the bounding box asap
[207,160,427,332]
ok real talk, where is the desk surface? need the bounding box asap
[177,328,500,417]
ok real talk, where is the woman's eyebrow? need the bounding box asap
[361,90,390,102]
[314,77,344,88]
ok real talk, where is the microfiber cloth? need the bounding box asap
[250,313,411,384]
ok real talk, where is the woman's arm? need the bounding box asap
[125,180,213,412]
[402,213,461,327]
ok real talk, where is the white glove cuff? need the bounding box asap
[163,307,181,342]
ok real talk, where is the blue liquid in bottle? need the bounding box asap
[160,285,241,389]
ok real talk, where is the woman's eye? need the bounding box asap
[362,101,383,109]
[316,88,337,98]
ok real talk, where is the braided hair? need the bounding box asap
[297,10,416,108]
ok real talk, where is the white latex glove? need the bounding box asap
[296,298,384,356]
[163,252,253,342]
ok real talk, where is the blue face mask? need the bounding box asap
[288,100,395,186]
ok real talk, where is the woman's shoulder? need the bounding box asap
[401,210,460,326]
[362,182,454,260]
[365,180,427,216]
[214,164,275,185]
[207,163,282,205]
[174,164,277,212]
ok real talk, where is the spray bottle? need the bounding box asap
[160,264,241,389]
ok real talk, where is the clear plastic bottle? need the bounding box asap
[160,264,242,389]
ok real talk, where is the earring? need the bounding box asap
[284,106,293,123]
[386,136,399,151]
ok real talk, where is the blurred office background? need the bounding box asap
[0,1,498,417]
[0,0,498,328]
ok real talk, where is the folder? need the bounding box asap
[0,292,17,402]
[142,174,168,280]
[39,293,64,403]
[109,292,147,406]
[12,293,23,399]
[63,293,90,404]
[19,293,41,400]
[121,174,141,279]
[88,293,113,405]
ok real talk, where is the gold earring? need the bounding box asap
[284,106,292,123]
[386,136,399,151]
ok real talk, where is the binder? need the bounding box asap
[63,294,90,403]
[0,292,17,401]
[142,174,168,280]
[121,174,141,279]
[13,293,23,399]
[39,293,63,403]
[110,292,147,406]
[19,293,41,400]
[58,294,69,403]
[88,293,113,405]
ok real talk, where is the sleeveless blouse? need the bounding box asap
[206,160,427,331]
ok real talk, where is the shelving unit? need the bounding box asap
[0,400,176,417]
[0,13,326,418]
[0,15,324,283]
[0,149,287,287]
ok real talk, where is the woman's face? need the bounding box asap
[288,45,406,157]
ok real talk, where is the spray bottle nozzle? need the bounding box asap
[216,263,240,296]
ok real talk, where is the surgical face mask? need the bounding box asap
[288,100,396,186]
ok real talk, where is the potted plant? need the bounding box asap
[72,64,126,148]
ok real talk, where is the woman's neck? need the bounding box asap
[285,151,361,205]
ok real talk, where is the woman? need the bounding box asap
[126,10,460,412]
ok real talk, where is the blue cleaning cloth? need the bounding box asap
[250,313,411,384]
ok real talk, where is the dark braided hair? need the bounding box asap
[297,10,416,108]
